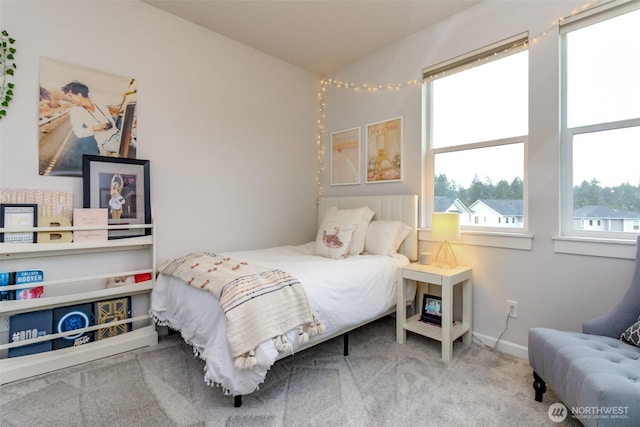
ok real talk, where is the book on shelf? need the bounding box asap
[106,272,152,288]
[72,208,108,242]
[0,188,73,221]
[95,296,131,340]
[15,269,45,300]
[0,269,44,300]
[8,310,53,358]
[0,271,16,301]
[52,303,94,349]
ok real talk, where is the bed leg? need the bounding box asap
[343,332,349,356]
[234,395,242,407]
[533,371,546,402]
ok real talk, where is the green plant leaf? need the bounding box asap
[0,28,16,119]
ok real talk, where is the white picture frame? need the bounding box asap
[366,116,403,183]
[330,127,361,186]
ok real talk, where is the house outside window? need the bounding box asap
[560,3,640,240]
[422,34,528,231]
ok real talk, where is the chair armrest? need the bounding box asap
[583,308,638,338]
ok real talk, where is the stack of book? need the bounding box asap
[7,297,132,357]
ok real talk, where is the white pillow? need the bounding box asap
[314,222,357,259]
[364,220,412,256]
[316,206,374,256]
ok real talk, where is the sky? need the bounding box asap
[431,8,639,189]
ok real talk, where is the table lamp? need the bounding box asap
[432,212,460,268]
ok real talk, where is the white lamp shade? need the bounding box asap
[432,212,460,242]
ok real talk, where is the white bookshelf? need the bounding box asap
[0,223,158,385]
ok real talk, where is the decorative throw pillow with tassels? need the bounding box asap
[620,317,640,347]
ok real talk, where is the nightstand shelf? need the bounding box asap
[397,263,472,362]
[403,314,470,342]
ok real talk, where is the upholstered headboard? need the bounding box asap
[317,195,419,261]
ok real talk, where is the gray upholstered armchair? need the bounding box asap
[528,236,640,427]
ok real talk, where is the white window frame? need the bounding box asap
[559,1,640,243]
[422,34,532,250]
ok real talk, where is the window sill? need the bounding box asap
[418,229,533,250]
[418,230,637,258]
[553,236,637,259]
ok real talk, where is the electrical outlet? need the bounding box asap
[507,300,519,318]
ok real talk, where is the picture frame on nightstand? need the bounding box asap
[420,294,442,326]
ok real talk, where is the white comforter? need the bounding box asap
[150,242,410,396]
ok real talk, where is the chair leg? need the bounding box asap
[533,371,546,402]
[234,395,242,407]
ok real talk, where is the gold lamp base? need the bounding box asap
[434,240,457,269]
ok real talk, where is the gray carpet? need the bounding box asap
[0,316,581,426]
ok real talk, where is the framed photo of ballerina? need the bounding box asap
[82,155,150,239]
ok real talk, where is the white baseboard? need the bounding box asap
[472,331,528,359]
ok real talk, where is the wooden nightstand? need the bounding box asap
[396,263,472,363]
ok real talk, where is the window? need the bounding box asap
[560,3,640,239]
[423,34,528,231]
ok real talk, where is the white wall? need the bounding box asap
[2,0,636,358]
[0,0,320,263]
[322,0,636,356]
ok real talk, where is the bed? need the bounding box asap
[150,194,418,406]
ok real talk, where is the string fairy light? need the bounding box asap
[321,78,422,93]
[316,81,327,196]
[314,0,608,196]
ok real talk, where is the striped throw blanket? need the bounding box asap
[160,252,324,369]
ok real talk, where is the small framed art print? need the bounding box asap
[366,116,403,183]
[0,203,38,243]
[330,127,361,185]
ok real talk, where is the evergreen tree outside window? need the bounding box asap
[560,3,640,239]
[423,34,528,231]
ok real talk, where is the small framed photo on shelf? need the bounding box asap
[82,155,151,239]
[0,203,38,243]
[420,294,442,326]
